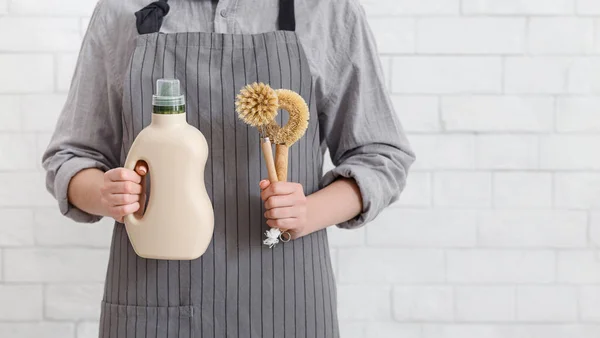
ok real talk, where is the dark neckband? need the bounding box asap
[135,0,296,35]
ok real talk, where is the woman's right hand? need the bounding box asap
[100,162,148,222]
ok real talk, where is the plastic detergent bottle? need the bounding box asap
[124,78,214,260]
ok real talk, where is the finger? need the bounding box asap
[266,218,296,230]
[106,168,142,184]
[108,193,140,206]
[104,181,143,195]
[110,202,140,218]
[264,195,295,209]
[265,206,298,220]
[259,179,271,191]
[261,182,297,201]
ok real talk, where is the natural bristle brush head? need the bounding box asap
[267,89,310,146]
[235,82,279,127]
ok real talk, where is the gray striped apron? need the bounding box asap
[98,1,339,337]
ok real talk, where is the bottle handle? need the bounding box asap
[123,157,147,227]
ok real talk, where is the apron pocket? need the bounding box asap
[100,301,196,338]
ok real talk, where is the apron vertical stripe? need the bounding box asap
[324,234,338,338]
[269,34,285,338]
[190,31,204,338]
[293,34,306,338]
[249,35,261,338]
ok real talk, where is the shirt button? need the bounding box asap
[220,9,228,18]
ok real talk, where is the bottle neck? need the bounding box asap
[151,110,187,126]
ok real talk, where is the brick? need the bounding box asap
[476,135,539,170]
[541,136,600,170]
[514,325,600,338]
[0,18,80,52]
[493,173,552,208]
[360,0,459,15]
[0,323,74,338]
[392,57,502,94]
[57,53,78,92]
[33,208,114,247]
[505,57,570,94]
[0,285,43,320]
[557,97,600,132]
[367,208,477,247]
[433,172,491,208]
[0,55,53,93]
[528,18,594,55]
[462,0,574,14]
[417,18,525,54]
[0,209,34,247]
[480,210,587,248]
[0,133,37,170]
[327,226,365,248]
[337,285,391,320]
[423,325,515,338]
[592,212,600,246]
[393,286,453,321]
[0,96,21,131]
[558,251,600,283]
[442,96,554,132]
[338,248,444,283]
[368,18,415,54]
[21,94,66,131]
[554,173,600,209]
[517,286,578,322]
[0,173,56,207]
[10,0,97,15]
[4,248,109,282]
[578,0,600,14]
[393,172,432,207]
[36,133,52,171]
[391,95,440,132]
[46,284,103,320]
[568,58,600,94]
[581,287,600,322]
[455,286,516,322]
[410,135,475,170]
[338,322,365,338]
[365,323,421,338]
[77,322,99,338]
[447,250,555,283]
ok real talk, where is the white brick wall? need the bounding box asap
[1,0,599,337]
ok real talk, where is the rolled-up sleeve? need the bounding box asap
[42,2,122,223]
[315,0,416,229]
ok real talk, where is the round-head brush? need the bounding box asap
[236,82,280,183]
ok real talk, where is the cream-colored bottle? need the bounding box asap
[124,79,214,260]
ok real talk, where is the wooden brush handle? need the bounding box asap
[261,138,279,183]
[275,144,289,182]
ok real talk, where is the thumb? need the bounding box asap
[135,161,148,176]
[259,179,271,190]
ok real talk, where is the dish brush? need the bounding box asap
[235,82,280,183]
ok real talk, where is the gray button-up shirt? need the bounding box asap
[42,0,415,229]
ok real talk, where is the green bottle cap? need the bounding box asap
[153,79,185,107]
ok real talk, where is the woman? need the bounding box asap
[42,0,414,337]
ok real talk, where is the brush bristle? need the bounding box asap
[235,82,279,127]
[267,89,310,146]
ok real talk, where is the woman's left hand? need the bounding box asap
[260,180,310,239]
